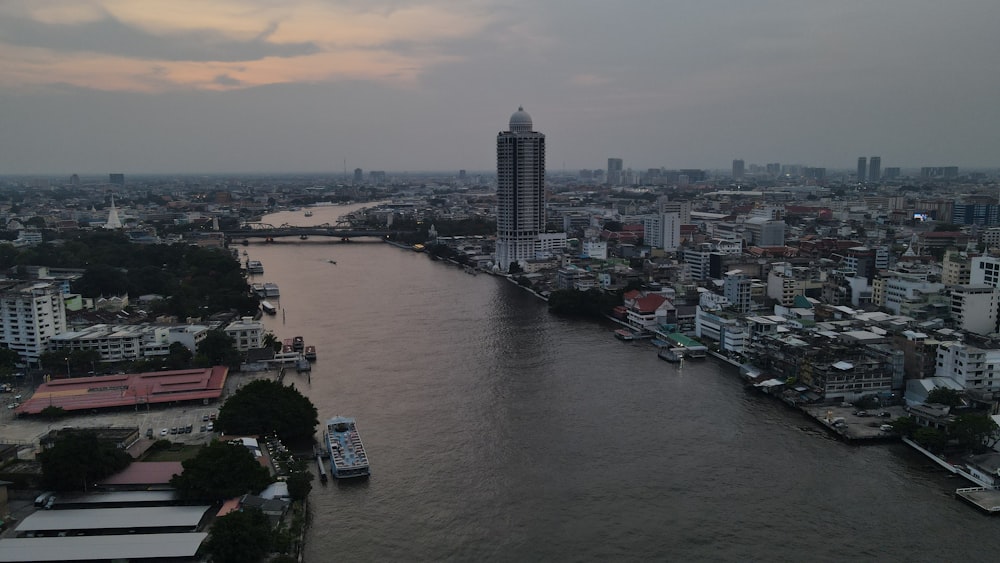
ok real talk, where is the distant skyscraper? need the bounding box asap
[856,157,867,182]
[607,158,623,186]
[869,156,881,182]
[459,169,467,182]
[496,107,546,272]
[109,173,125,186]
[353,168,363,185]
[69,174,80,186]
[732,159,745,180]
[766,163,781,177]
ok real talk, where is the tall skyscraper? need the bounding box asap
[607,158,623,186]
[732,159,745,180]
[109,173,125,186]
[496,107,546,272]
[857,157,867,182]
[353,168,363,185]
[869,156,881,182]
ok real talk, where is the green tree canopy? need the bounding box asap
[164,342,194,370]
[203,508,274,563]
[38,430,132,491]
[169,440,272,501]
[195,329,241,369]
[950,414,999,451]
[217,380,319,446]
[926,387,963,407]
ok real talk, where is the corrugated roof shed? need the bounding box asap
[15,506,209,532]
[0,532,207,562]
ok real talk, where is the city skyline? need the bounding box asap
[1,1,998,175]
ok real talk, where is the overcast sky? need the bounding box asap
[1,0,998,175]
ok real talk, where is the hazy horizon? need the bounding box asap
[2,1,998,175]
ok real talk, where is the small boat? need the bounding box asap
[658,347,684,363]
[292,336,305,352]
[324,416,370,479]
[304,346,317,361]
[328,260,337,265]
[247,260,264,275]
[296,357,311,372]
[260,301,277,315]
[304,210,314,217]
[263,283,280,298]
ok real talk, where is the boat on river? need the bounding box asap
[324,416,370,479]
[260,301,277,315]
[658,347,684,363]
[304,346,317,361]
[247,260,264,275]
[292,336,304,352]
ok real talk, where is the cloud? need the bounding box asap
[0,0,496,92]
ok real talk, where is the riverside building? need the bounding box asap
[495,107,565,272]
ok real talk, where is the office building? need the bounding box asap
[607,158,623,186]
[496,107,546,272]
[109,173,125,186]
[856,157,867,182]
[353,168,363,185]
[868,156,881,182]
[732,159,745,180]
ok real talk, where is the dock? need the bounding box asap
[316,451,328,483]
[956,487,1000,514]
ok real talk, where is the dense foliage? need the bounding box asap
[216,380,319,445]
[547,288,621,318]
[38,430,132,491]
[0,231,256,318]
[203,508,274,563]
[170,440,272,501]
[195,330,241,369]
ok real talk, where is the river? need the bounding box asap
[245,204,996,562]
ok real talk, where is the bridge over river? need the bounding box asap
[225,222,416,241]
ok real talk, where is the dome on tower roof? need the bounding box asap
[509,106,533,132]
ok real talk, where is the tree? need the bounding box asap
[286,469,313,501]
[913,427,947,452]
[164,342,193,370]
[195,329,241,369]
[926,387,963,407]
[203,508,273,563]
[950,414,998,451]
[216,380,319,446]
[38,430,132,491]
[170,440,272,501]
[262,332,281,353]
[890,416,919,438]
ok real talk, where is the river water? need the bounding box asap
[247,204,996,562]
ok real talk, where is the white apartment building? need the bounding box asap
[582,240,607,260]
[48,323,211,362]
[971,255,1000,288]
[495,107,548,272]
[224,317,264,352]
[950,285,1000,335]
[882,275,944,314]
[723,270,753,314]
[642,213,681,251]
[936,342,1000,393]
[0,282,67,365]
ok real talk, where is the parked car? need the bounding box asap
[878,412,891,418]
[160,428,168,436]
[854,410,869,417]
[146,428,154,439]
[170,427,178,435]
[206,422,214,432]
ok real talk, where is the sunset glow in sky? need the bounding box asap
[2,0,998,174]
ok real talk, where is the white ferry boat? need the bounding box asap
[247,260,264,275]
[324,416,370,479]
[260,301,277,315]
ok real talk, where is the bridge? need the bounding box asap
[224,223,415,241]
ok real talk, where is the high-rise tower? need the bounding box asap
[869,156,881,182]
[496,107,546,272]
[857,157,867,182]
[607,158,623,186]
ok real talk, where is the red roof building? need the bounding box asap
[16,367,228,415]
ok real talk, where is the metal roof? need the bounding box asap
[15,506,209,532]
[0,533,207,562]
